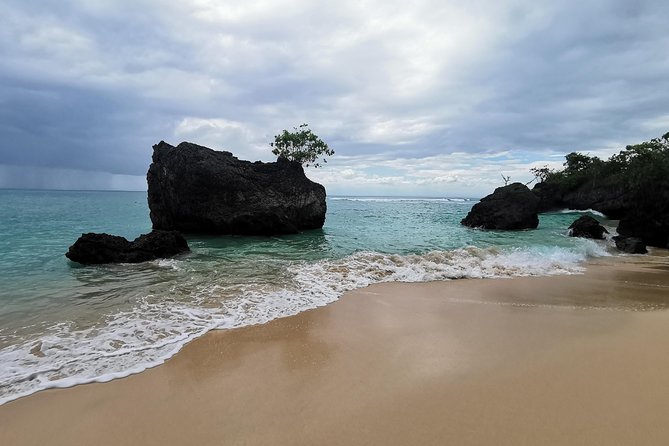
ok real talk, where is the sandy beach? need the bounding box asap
[1,254,669,445]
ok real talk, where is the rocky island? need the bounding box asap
[147,141,327,235]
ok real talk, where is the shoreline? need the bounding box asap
[2,253,669,444]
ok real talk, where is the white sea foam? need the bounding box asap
[329,197,475,203]
[155,258,183,270]
[0,242,608,405]
[557,208,607,218]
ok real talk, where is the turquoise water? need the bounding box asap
[0,189,615,404]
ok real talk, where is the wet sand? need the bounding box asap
[1,255,669,445]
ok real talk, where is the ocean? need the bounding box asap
[0,189,618,404]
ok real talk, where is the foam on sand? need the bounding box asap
[0,242,609,405]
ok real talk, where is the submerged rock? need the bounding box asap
[568,215,609,240]
[147,141,327,235]
[461,183,539,230]
[613,236,648,254]
[66,230,189,265]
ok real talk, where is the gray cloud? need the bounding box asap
[1,0,668,193]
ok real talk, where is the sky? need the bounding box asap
[1,0,668,197]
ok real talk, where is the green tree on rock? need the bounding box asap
[270,124,334,168]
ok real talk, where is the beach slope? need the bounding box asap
[1,255,669,445]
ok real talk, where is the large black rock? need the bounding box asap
[532,180,631,218]
[66,230,190,264]
[568,215,609,239]
[461,183,539,230]
[613,236,648,254]
[147,141,327,235]
[616,192,669,248]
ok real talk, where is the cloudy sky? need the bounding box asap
[1,0,668,196]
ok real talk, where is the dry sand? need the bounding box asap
[1,255,669,445]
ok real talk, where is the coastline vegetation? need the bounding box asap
[531,131,669,191]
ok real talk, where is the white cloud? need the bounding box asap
[173,117,270,160]
[1,0,669,193]
[307,150,567,197]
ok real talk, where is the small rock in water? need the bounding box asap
[66,230,189,265]
[568,215,609,239]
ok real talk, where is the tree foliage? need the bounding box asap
[529,166,555,183]
[531,132,669,191]
[270,124,334,168]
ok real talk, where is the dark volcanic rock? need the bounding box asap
[66,230,189,265]
[532,180,630,217]
[617,214,669,248]
[461,183,539,230]
[534,179,669,246]
[568,215,609,239]
[147,141,327,235]
[532,182,565,213]
[613,236,648,254]
[616,188,669,248]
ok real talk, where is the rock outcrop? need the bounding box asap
[617,215,669,248]
[616,196,669,248]
[529,132,669,247]
[533,180,631,218]
[532,179,668,248]
[568,216,609,239]
[613,236,648,254]
[147,141,327,235]
[66,230,189,264]
[461,183,539,230]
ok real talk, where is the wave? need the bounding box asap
[556,208,607,218]
[0,242,608,405]
[329,197,476,203]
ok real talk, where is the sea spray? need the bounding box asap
[0,243,608,405]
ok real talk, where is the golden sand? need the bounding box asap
[1,255,668,445]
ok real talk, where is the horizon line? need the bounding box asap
[0,187,481,199]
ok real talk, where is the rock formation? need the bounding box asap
[617,217,668,249]
[613,236,648,254]
[616,195,669,248]
[147,141,327,235]
[66,230,190,265]
[533,180,668,248]
[568,215,609,239]
[533,180,631,218]
[461,183,539,230]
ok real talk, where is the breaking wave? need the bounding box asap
[0,242,608,405]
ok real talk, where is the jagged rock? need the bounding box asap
[616,196,669,248]
[461,183,539,230]
[532,180,630,218]
[613,236,648,254]
[66,230,189,265]
[532,182,565,213]
[617,216,669,248]
[147,141,326,235]
[568,215,609,239]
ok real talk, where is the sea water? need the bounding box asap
[0,189,617,404]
